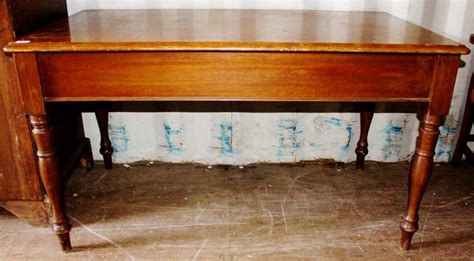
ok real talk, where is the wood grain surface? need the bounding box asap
[5,10,469,54]
[0,0,43,200]
[38,52,435,102]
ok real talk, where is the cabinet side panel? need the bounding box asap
[0,0,42,200]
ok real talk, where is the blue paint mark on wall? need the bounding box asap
[323,117,353,157]
[435,125,456,160]
[277,119,303,157]
[382,121,404,160]
[108,124,129,154]
[342,126,353,156]
[163,123,183,155]
[309,142,323,148]
[217,123,233,156]
[325,117,343,128]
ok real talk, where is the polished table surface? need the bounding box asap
[4,9,469,252]
[7,9,467,53]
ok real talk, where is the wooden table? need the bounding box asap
[4,9,469,252]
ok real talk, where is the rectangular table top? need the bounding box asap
[5,9,469,54]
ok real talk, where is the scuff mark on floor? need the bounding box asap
[69,216,136,261]
[191,239,208,261]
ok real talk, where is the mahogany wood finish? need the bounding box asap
[0,0,43,201]
[29,114,71,252]
[355,104,375,170]
[6,10,467,54]
[400,55,461,250]
[6,9,469,252]
[38,52,435,102]
[1,0,93,232]
[13,51,72,251]
[95,111,113,169]
[401,113,443,250]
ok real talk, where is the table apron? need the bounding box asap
[37,52,435,102]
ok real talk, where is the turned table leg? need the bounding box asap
[400,113,442,250]
[355,104,374,170]
[95,111,113,169]
[30,115,72,252]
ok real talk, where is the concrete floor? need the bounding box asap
[1,161,473,260]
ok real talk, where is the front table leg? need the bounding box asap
[400,113,442,250]
[30,115,72,252]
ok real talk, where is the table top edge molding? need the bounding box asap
[4,42,470,54]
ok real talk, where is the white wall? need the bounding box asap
[67,0,474,165]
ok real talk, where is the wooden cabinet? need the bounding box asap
[0,0,92,226]
[0,0,47,226]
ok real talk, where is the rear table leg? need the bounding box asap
[80,138,94,171]
[355,103,374,170]
[95,111,113,169]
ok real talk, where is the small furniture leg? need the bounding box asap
[400,113,442,250]
[80,138,94,171]
[355,104,374,170]
[95,111,113,169]
[451,74,473,166]
[30,115,72,252]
